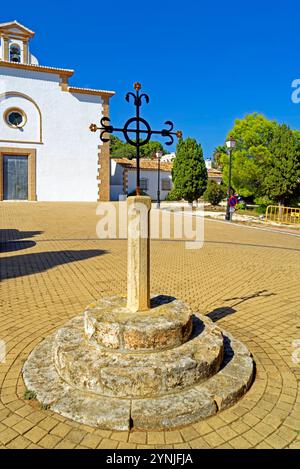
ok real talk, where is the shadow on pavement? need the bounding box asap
[207,290,276,322]
[207,307,236,322]
[0,249,108,281]
[0,229,43,253]
[224,289,276,306]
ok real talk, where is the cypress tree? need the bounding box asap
[263,124,300,205]
[172,138,208,204]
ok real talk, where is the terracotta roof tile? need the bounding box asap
[112,158,172,172]
[112,158,222,178]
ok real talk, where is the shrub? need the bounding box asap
[256,204,269,215]
[166,189,182,201]
[203,181,226,205]
[24,389,37,401]
[236,202,247,210]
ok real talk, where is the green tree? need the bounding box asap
[203,180,226,205]
[140,141,166,158]
[111,143,136,159]
[220,113,277,198]
[110,136,167,159]
[212,145,227,169]
[110,135,124,155]
[172,137,208,204]
[263,124,300,205]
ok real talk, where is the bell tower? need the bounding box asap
[0,20,37,65]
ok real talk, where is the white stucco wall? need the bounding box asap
[110,159,125,200]
[127,169,172,201]
[0,66,104,201]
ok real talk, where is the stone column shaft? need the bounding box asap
[127,196,151,312]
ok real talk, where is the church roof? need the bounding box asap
[0,20,35,37]
[0,60,74,77]
[69,86,115,97]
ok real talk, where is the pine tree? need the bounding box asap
[172,138,208,204]
[263,124,300,205]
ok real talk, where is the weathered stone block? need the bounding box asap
[84,295,193,351]
[52,391,131,431]
[131,388,217,430]
[101,366,162,397]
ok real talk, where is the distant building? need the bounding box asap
[110,157,223,200]
[110,158,173,201]
[207,168,222,185]
[161,152,176,162]
[205,159,213,170]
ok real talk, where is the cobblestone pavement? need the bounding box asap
[0,202,300,449]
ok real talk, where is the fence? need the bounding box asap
[265,205,300,225]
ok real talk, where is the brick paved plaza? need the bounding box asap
[1,202,300,449]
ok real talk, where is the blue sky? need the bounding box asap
[3,0,300,157]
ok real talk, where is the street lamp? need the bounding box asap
[156,151,163,208]
[225,136,236,221]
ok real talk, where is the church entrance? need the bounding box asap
[3,155,29,200]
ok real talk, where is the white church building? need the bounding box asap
[0,21,114,202]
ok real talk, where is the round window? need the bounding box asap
[5,108,26,128]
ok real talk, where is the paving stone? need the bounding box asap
[13,419,35,435]
[117,442,137,449]
[0,428,19,445]
[97,438,118,449]
[1,202,300,448]
[50,422,72,437]
[128,432,147,444]
[147,431,165,445]
[189,437,210,449]
[24,427,48,444]
[39,434,62,448]
[165,430,183,444]
[81,433,103,448]
[55,439,77,449]
[110,431,129,442]
[230,436,253,449]
[6,435,31,449]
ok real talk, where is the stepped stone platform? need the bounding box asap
[23,295,254,430]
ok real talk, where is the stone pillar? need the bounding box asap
[3,38,9,60]
[127,196,151,312]
[23,41,29,64]
[97,97,111,202]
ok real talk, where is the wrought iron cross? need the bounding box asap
[90,82,182,195]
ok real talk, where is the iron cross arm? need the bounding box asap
[89,82,182,195]
[89,117,182,147]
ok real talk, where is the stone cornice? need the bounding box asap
[0,60,74,77]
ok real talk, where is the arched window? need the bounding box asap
[10,44,21,63]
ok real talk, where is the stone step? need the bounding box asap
[23,323,254,431]
[84,295,193,351]
[131,332,254,429]
[54,314,224,398]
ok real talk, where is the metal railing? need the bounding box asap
[265,205,300,225]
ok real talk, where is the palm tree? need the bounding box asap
[213,145,227,169]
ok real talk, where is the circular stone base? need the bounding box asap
[22,296,254,431]
[53,314,223,398]
[84,295,193,351]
